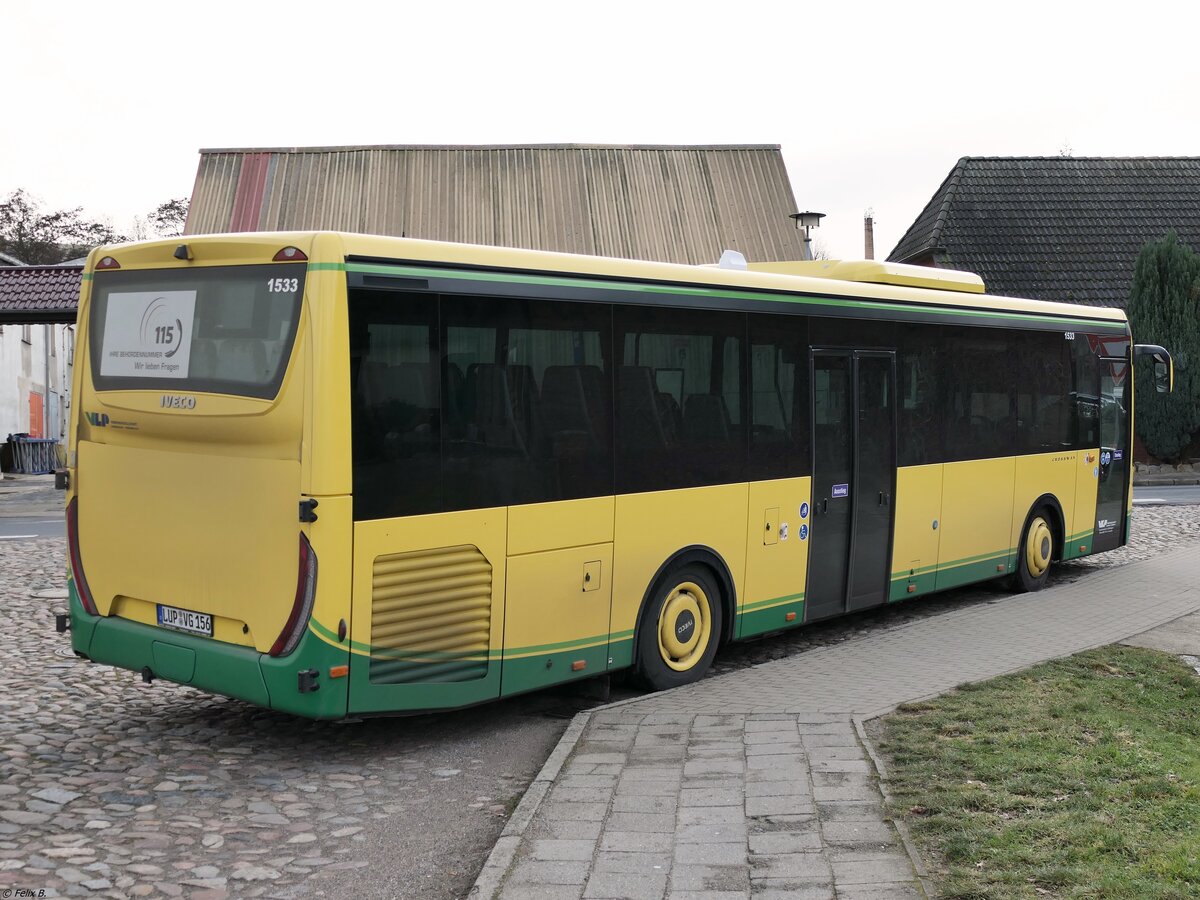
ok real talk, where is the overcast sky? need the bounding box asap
[5,1,1199,261]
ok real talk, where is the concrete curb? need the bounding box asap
[469,711,593,899]
[853,715,936,900]
[467,673,703,898]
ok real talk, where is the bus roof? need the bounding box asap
[89,231,1128,328]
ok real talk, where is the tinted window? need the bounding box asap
[942,327,1013,461]
[749,314,810,479]
[1015,331,1073,452]
[443,296,612,510]
[897,324,942,466]
[349,290,441,519]
[1072,335,1102,449]
[615,306,746,492]
[90,263,305,399]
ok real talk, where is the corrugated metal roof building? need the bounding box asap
[185,144,808,265]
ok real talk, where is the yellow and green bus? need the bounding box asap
[63,232,1172,718]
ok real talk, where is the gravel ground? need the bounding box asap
[2,505,1196,898]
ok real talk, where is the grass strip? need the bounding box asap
[878,646,1200,898]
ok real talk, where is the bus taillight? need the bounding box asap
[65,499,98,616]
[270,533,318,657]
[273,246,307,261]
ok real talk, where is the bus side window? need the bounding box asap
[615,305,746,493]
[1072,337,1102,449]
[897,324,940,466]
[443,295,613,511]
[748,313,809,480]
[348,289,441,520]
[942,328,1012,461]
[1015,332,1073,452]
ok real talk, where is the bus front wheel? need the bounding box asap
[1013,509,1054,592]
[635,565,722,691]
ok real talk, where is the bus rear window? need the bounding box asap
[88,263,305,400]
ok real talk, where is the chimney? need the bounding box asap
[864,210,875,260]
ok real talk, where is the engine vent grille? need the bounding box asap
[369,544,492,684]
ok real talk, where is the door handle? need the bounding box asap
[879,491,890,506]
[822,498,829,515]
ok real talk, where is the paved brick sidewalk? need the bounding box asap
[473,543,1200,900]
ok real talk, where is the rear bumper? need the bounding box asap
[67,579,348,719]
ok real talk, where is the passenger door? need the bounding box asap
[1093,357,1130,552]
[806,350,897,620]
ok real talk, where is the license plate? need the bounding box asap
[156,604,213,637]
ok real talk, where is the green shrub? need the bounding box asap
[1126,232,1200,462]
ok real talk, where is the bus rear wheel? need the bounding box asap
[1013,509,1054,592]
[636,565,722,691]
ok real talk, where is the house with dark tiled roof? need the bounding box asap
[889,157,1200,307]
[0,264,81,454]
[0,264,83,324]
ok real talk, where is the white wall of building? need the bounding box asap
[0,322,74,443]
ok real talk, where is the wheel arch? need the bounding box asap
[632,545,738,661]
[1022,494,1066,561]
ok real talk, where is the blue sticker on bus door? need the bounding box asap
[799,502,809,519]
[799,524,808,540]
[832,484,849,498]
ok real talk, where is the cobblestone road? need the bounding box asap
[2,506,1196,898]
[1,539,571,899]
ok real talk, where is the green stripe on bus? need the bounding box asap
[889,572,938,601]
[932,552,1015,591]
[1062,529,1096,560]
[740,591,805,614]
[501,643,610,696]
[738,597,806,640]
[344,262,1127,332]
[891,544,1017,580]
[313,615,630,662]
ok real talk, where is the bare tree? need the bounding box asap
[150,198,189,237]
[0,190,126,264]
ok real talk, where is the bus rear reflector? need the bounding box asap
[270,533,318,657]
[273,246,307,261]
[65,499,98,616]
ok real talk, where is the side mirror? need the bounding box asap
[1133,344,1174,394]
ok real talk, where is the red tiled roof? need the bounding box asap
[0,265,83,323]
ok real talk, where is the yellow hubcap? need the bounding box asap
[657,581,712,672]
[1025,516,1053,577]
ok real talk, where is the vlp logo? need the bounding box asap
[84,412,110,427]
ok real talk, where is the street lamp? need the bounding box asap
[789,211,825,260]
